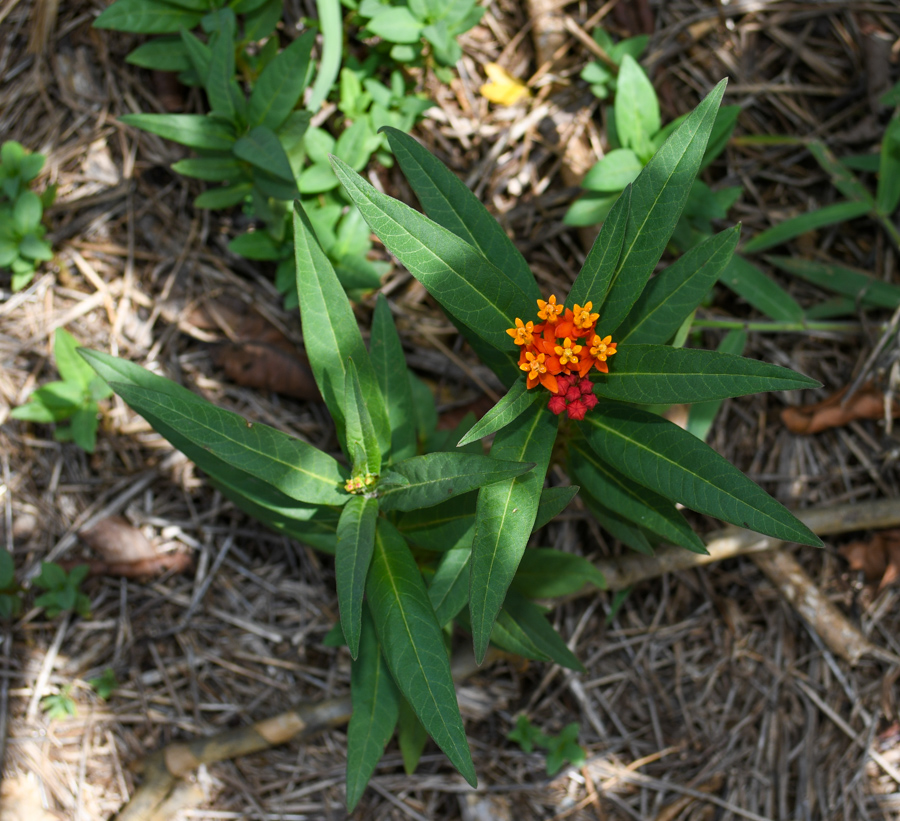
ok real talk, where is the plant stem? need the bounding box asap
[692,317,867,334]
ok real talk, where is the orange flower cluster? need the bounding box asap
[507,295,617,405]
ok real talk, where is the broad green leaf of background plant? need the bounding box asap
[533,486,579,531]
[580,401,822,546]
[248,31,314,129]
[511,548,605,598]
[501,590,584,671]
[566,185,630,313]
[346,607,400,810]
[581,148,643,192]
[94,0,204,33]
[741,200,871,254]
[293,203,390,453]
[370,294,417,462]
[336,495,378,659]
[382,127,539,300]
[397,494,476,552]
[616,225,740,344]
[591,345,819,404]
[456,380,541,447]
[331,155,534,352]
[119,114,236,151]
[233,126,296,187]
[570,443,705,553]
[721,256,803,321]
[766,256,900,310]
[79,349,349,505]
[614,55,660,160]
[583,493,655,556]
[205,12,239,120]
[366,519,476,786]
[54,328,103,390]
[469,401,557,664]
[599,79,727,333]
[378,452,535,512]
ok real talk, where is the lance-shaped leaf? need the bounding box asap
[382,127,539,300]
[80,349,349,505]
[371,295,417,462]
[331,155,533,352]
[344,359,381,475]
[501,590,584,671]
[469,401,557,664]
[248,30,314,130]
[566,184,630,311]
[397,697,429,775]
[617,225,740,344]
[599,79,727,333]
[378,453,534,512]
[582,492,655,556]
[512,548,605,598]
[428,547,471,627]
[180,28,210,84]
[336,495,378,659]
[233,126,297,186]
[877,116,900,216]
[397,494,476,551]
[570,443,705,553]
[205,12,238,120]
[580,401,822,546]
[119,113,236,151]
[766,256,900,310]
[366,519,476,786]
[721,256,803,322]
[346,607,400,811]
[456,380,542,447]
[94,0,205,33]
[533,485,579,531]
[741,200,871,255]
[592,345,820,405]
[293,203,390,454]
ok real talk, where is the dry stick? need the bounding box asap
[112,648,494,821]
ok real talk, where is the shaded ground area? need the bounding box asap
[2,0,900,818]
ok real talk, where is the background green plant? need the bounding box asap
[80,79,825,807]
[11,328,113,453]
[32,562,91,619]
[0,141,55,292]
[507,715,586,775]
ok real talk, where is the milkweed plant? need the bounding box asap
[79,79,822,807]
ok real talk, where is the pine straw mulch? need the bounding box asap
[2,0,900,819]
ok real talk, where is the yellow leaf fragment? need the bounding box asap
[480,63,530,106]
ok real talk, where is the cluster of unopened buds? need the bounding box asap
[507,294,617,420]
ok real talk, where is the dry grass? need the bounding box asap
[1,0,900,819]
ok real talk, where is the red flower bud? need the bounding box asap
[582,392,598,410]
[565,386,582,403]
[556,375,571,392]
[566,399,587,420]
[579,378,593,395]
[548,395,567,415]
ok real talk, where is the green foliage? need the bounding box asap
[89,668,120,700]
[81,81,824,806]
[508,715,587,775]
[0,141,55,291]
[11,329,112,452]
[42,687,78,720]
[32,562,91,618]
[0,548,22,620]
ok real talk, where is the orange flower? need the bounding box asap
[520,351,559,393]
[536,294,563,323]
[554,337,582,366]
[589,334,617,374]
[572,302,599,330]
[506,317,534,346]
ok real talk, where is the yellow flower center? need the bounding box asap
[554,337,581,366]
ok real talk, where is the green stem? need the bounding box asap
[692,318,866,334]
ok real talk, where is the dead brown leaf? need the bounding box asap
[781,384,899,434]
[839,529,900,591]
[73,516,191,580]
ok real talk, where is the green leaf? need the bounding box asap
[581,148,642,193]
[563,192,617,227]
[583,493,655,555]
[346,607,400,810]
[13,191,41,233]
[180,28,210,84]
[248,31,314,130]
[741,200,872,254]
[336,495,378,659]
[293,203,390,454]
[193,182,252,208]
[570,443,705,553]
[371,294,417,462]
[382,127,539,301]
[428,547,471,627]
[456,381,542,447]
[566,185,630,312]
[19,234,53,261]
[502,590,584,671]
[701,104,741,169]
[533,486,579,531]
[119,114,236,151]
[878,116,900,216]
[93,0,204,32]
[593,344,819,405]
[721,255,804,322]
[78,349,349,505]
[469,401,557,664]
[227,230,283,260]
[69,404,100,453]
[366,6,422,42]
[766,255,900,310]
[686,330,747,441]
[126,37,190,72]
[308,0,343,110]
[344,359,382,474]
[206,13,237,119]
[511,548,605,598]
[614,55,659,158]
[397,697,429,775]
[330,155,534,352]
[233,126,296,185]
[807,141,875,205]
[600,80,727,332]
[378,452,535,512]
[397,494,476,552]
[171,156,242,182]
[580,401,822,546]
[366,518,476,786]
[54,329,96,389]
[617,225,739,344]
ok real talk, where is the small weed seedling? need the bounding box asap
[508,715,587,775]
[0,141,55,291]
[89,668,120,700]
[12,328,113,453]
[81,81,822,807]
[32,562,91,619]
[42,686,78,720]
